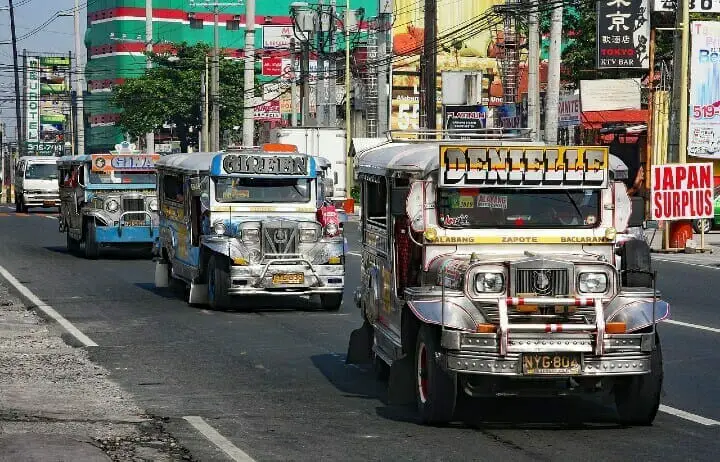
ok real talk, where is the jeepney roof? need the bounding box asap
[355,140,544,178]
[57,155,92,166]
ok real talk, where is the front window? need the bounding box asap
[89,171,157,185]
[214,177,311,203]
[24,163,58,180]
[438,188,601,229]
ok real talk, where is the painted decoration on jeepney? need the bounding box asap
[220,154,310,176]
[91,154,160,173]
[406,181,436,232]
[439,145,609,188]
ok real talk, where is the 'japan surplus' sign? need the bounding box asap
[688,21,720,158]
[651,163,714,220]
[653,0,720,13]
[439,145,609,188]
[596,0,650,69]
[25,57,40,144]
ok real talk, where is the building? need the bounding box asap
[84,0,378,154]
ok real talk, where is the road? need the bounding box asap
[0,206,718,461]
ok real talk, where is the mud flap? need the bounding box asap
[346,321,373,365]
[387,355,415,405]
[189,282,208,305]
[154,262,169,288]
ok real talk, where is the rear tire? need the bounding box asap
[320,293,343,311]
[615,335,663,426]
[621,239,653,287]
[415,324,457,425]
[207,255,231,310]
[84,220,100,260]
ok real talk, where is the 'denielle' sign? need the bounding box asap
[651,163,714,220]
[596,0,651,69]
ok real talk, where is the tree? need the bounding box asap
[112,43,249,151]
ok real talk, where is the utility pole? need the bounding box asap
[678,0,690,164]
[544,3,562,144]
[8,0,22,164]
[422,0,437,131]
[301,40,311,125]
[73,0,85,155]
[145,0,155,154]
[317,0,326,127]
[212,5,220,151]
[527,0,540,141]
[242,0,255,146]
[291,38,299,127]
[328,0,338,127]
[344,2,352,201]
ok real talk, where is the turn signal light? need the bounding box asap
[232,257,248,266]
[606,322,627,334]
[476,323,497,333]
[328,256,342,264]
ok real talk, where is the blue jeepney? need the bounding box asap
[57,145,160,259]
[153,144,346,310]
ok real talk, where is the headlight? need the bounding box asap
[105,199,119,212]
[578,272,608,293]
[325,222,339,237]
[474,272,505,293]
[300,228,318,242]
[212,221,226,235]
[148,198,158,211]
[241,227,260,243]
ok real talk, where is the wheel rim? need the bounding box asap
[417,342,429,404]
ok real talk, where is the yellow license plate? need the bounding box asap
[522,353,581,376]
[272,273,304,285]
[125,220,145,226]
[43,201,55,207]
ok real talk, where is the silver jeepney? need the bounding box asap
[347,134,668,426]
[153,146,346,310]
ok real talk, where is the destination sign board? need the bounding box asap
[91,154,160,173]
[439,145,609,188]
[222,154,309,176]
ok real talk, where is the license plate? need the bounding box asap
[272,273,304,285]
[522,353,581,376]
[43,201,54,207]
[125,220,145,226]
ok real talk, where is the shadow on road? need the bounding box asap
[44,246,153,261]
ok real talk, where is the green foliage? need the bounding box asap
[112,43,248,149]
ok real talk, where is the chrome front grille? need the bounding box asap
[515,268,569,297]
[262,225,299,257]
[122,197,145,212]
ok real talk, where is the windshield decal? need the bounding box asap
[477,194,508,209]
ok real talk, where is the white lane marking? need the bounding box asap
[660,405,720,426]
[653,258,720,270]
[347,251,362,257]
[664,319,720,334]
[0,264,98,347]
[183,416,256,462]
[45,215,58,220]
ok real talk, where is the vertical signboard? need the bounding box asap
[25,57,40,146]
[689,21,720,158]
[596,0,650,69]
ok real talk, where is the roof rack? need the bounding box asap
[387,128,534,142]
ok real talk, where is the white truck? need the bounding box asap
[14,156,61,213]
[269,127,347,205]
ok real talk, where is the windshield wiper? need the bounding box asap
[564,191,584,220]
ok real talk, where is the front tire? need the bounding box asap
[615,335,663,426]
[15,195,21,213]
[84,220,100,260]
[207,255,231,310]
[415,324,457,425]
[320,293,343,311]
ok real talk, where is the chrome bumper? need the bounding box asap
[23,194,60,207]
[442,330,655,377]
[228,259,344,296]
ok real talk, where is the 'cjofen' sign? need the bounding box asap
[25,57,40,145]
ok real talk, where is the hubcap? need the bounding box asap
[417,342,429,404]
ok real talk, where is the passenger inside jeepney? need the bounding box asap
[215,177,311,203]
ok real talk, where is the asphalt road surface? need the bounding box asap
[0,205,718,461]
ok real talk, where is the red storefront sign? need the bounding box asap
[651,163,714,220]
[262,57,282,77]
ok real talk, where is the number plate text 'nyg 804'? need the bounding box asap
[522,353,581,376]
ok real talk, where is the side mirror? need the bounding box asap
[321,177,335,199]
[628,196,645,228]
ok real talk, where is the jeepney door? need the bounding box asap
[69,164,85,232]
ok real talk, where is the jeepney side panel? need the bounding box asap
[58,162,87,239]
[159,171,198,280]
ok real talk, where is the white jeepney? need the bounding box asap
[153,144,346,310]
[347,134,669,426]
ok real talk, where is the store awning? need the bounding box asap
[581,110,648,129]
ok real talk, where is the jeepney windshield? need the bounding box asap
[88,170,157,185]
[214,177,312,203]
[25,163,58,180]
[437,188,600,229]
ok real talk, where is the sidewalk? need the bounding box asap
[646,227,720,265]
[0,281,193,461]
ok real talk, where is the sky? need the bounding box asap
[0,0,81,142]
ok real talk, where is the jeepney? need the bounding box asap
[347,135,669,426]
[153,144,346,310]
[57,146,160,259]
